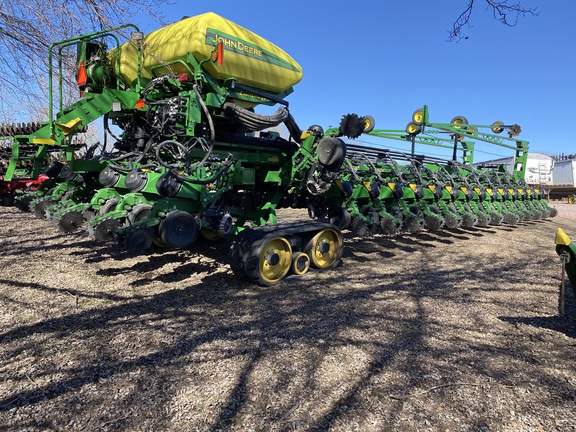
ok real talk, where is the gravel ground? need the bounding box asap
[0,201,574,432]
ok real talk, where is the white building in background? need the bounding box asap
[552,159,576,187]
[474,152,555,186]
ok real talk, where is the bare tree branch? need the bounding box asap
[0,0,174,122]
[448,0,539,41]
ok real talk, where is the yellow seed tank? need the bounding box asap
[111,12,303,94]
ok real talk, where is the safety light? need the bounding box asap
[211,42,224,66]
[135,99,145,109]
[77,61,87,86]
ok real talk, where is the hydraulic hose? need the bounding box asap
[165,155,234,185]
[222,102,289,131]
[193,83,215,143]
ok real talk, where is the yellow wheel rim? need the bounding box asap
[569,196,575,204]
[407,123,419,134]
[412,110,423,124]
[291,251,310,275]
[491,121,504,134]
[305,229,342,269]
[258,237,292,284]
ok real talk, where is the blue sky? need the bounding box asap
[137,0,568,162]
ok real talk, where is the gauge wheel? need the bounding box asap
[412,108,424,125]
[491,121,504,134]
[406,121,422,135]
[451,116,468,129]
[362,115,375,133]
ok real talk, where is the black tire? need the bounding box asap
[363,115,375,133]
[412,108,424,125]
[406,122,422,135]
[451,116,468,127]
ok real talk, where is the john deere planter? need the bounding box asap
[1,14,556,285]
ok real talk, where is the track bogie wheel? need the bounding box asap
[255,236,293,285]
[304,228,343,270]
[291,251,311,276]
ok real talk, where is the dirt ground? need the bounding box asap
[0,201,574,432]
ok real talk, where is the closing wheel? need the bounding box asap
[476,212,489,227]
[503,212,519,225]
[122,227,154,255]
[15,195,33,212]
[412,108,424,125]
[33,199,52,219]
[57,210,84,233]
[291,251,310,276]
[257,237,292,285]
[362,115,375,133]
[93,218,123,242]
[380,215,398,235]
[352,217,369,236]
[304,228,343,269]
[425,205,444,232]
[549,207,558,218]
[445,204,461,229]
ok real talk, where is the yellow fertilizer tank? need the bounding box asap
[112,12,303,94]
